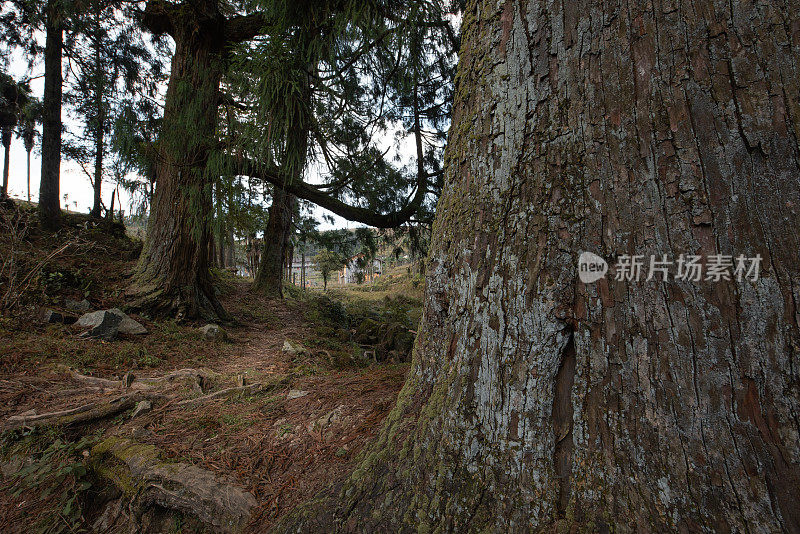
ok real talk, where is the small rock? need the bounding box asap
[80,311,122,341]
[199,324,226,341]
[77,309,147,335]
[287,389,309,400]
[65,299,92,313]
[282,339,308,356]
[308,405,345,433]
[0,454,29,478]
[41,309,64,324]
[130,400,152,419]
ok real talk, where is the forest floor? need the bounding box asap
[0,203,423,533]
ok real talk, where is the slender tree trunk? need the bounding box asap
[130,11,230,321]
[90,101,104,218]
[226,226,235,268]
[252,60,309,297]
[1,127,10,199]
[90,4,104,219]
[253,188,295,297]
[26,148,31,202]
[91,126,104,218]
[279,0,800,531]
[38,0,62,228]
[107,188,115,221]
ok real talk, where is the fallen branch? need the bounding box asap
[69,372,122,389]
[175,375,290,407]
[66,368,214,391]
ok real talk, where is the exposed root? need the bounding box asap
[126,283,233,324]
[175,376,288,407]
[91,437,257,533]
[63,367,215,391]
[4,393,155,431]
[137,368,216,385]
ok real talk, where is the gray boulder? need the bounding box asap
[80,311,123,341]
[77,308,147,335]
[41,309,64,324]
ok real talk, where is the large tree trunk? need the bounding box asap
[278,0,800,531]
[38,0,62,228]
[253,187,296,297]
[129,9,230,321]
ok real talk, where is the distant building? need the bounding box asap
[339,254,382,284]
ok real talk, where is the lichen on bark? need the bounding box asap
[276,0,800,531]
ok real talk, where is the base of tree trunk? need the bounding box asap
[251,277,283,298]
[126,282,232,324]
[272,374,499,533]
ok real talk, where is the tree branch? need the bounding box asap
[224,155,426,229]
[142,0,176,36]
[223,12,272,43]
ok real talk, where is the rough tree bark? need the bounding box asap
[278,0,800,531]
[131,0,268,320]
[38,0,62,228]
[130,3,227,320]
[253,187,296,297]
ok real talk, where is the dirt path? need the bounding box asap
[0,285,409,531]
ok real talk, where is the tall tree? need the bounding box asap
[38,0,63,227]
[279,0,800,531]
[129,0,272,320]
[251,42,311,296]
[237,0,455,296]
[65,0,162,219]
[133,0,453,319]
[20,101,39,203]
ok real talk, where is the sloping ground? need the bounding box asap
[0,208,416,533]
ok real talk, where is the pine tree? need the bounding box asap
[65,0,163,219]
[133,0,457,319]
[38,0,63,227]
